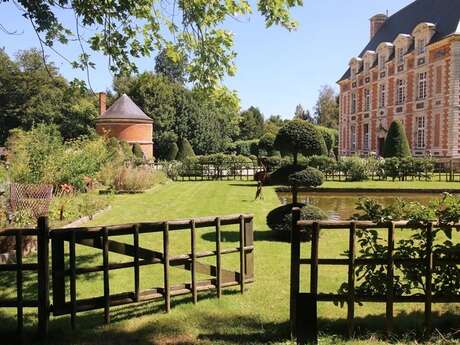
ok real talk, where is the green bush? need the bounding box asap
[338,156,368,181]
[233,140,259,156]
[268,164,305,185]
[288,167,324,187]
[274,120,327,164]
[132,143,145,159]
[307,155,337,173]
[383,121,411,158]
[267,203,327,242]
[261,156,290,172]
[258,133,276,156]
[111,166,168,191]
[166,142,179,161]
[176,138,195,161]
[383,157,400,180]
[316,126,338,153]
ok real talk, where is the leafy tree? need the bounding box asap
[239,106,264,140]
[383,121,411,158]
[263,115,286,136]
[0,49,97,144]
[274,120,327,165]
[154,48,188,84]
[176,138,195,161]
[6,0,303,86]
[258,133,277,156]
[294,104,315,123]
[316,126,338,153]
[314,85,339,129]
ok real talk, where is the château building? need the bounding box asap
[338,0,460,158]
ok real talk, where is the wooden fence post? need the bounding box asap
[424,223,433,335]
[290,207,301,339]
[243,216,254,281]
[163,222,170,313]
[308,222,320,344]
[386,222,395,337]
[347,222,356,339]
[37,216,50,338]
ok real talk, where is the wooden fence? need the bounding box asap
[323,170,460,182]
[175,163,264,181]
[0,214,254,336]
[290,208,460,344]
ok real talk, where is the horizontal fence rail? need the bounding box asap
[323,171,460,182]
[176,164,264,181]
[0,214,255,337]
[290,210,460,344]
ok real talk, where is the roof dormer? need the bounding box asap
[376,42,393,71]
[412,22,436,54]
[393,34,413,65]
[362,50,377,73]
[349,57,363,79]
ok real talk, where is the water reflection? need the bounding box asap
[277,191,447,220]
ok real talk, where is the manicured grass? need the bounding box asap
[1,181,459,344]
[322,180,460,190]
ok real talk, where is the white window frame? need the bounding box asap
[364,88,371,112]
[418,72,427,100]
[351,92,356,114]
[363,123,370,151]
[379,84,386,108]
[350,125,356,152]
[416,116,425,149]
[397,47,404,64]
[418,38,427,54]
[396,79,406,105]
[379,54,386,71]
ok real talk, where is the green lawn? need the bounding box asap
[1,181,459,345]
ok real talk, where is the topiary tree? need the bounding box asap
[274,120,327,165]
[288,167,324,203]
[166,142,179,161]
[267,204,327,242]
[258,133,276,156]
[176,138,195,161]
[383,121,411,158]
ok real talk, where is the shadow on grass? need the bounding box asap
[2,300,460,344]
[201,229,279,243]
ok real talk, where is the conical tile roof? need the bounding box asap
[97,94,153,123]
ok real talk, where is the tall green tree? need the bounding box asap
[5,0,303,87]
[154,48,188,84]
[0,49,97,144]
[239,106,264,140]
[294,104,314,123]
[383,121,411,158]
[314,85,339,129]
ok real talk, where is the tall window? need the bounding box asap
[397,47,404,64]
[351,93,356,114]
[363,123,370,151]
[396,79,406,105]
[364,88,371,111]
[364,61,370,74]
[416,116,425,148]
[379,84,386,108]
[417,38,426,54]
[379,54,386,71]
[418,72,427,100]
[435,66,443,94]
[350,125,356,152]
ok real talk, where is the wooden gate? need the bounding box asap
[0,214,254,335]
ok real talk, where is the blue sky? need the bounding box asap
[0,0,413,118]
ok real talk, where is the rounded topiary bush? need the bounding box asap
[288,167,324,188]
[267,164,305,185]
[166,142,179,161]
[266,203,327,242]
[176,138,195,161]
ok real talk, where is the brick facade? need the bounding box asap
[339,29,460,158]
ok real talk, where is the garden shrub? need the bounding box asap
[338,156,368,181]
[166,142,179,161]
[307,155,337,174]
[111,166,168,192]
[267,164,305,185]
[267,203,327,242]
[132,143,145,159]
[383,120,411,158]
[233,140,259,156]
[176,138,195,161]
[316,126,338,153]
[261,156,290,172]
[382,157,400,180]
[288,167,324,188]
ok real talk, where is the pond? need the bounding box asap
[277,191,448,220]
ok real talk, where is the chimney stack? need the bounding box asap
[370,14,388,39]
[98,92,107,115]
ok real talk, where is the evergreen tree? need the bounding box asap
[383,121,411,158]
[166,142,179,161]
[176,138,195,161]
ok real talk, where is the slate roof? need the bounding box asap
[97,94,153,123]
[339,0,460,81]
